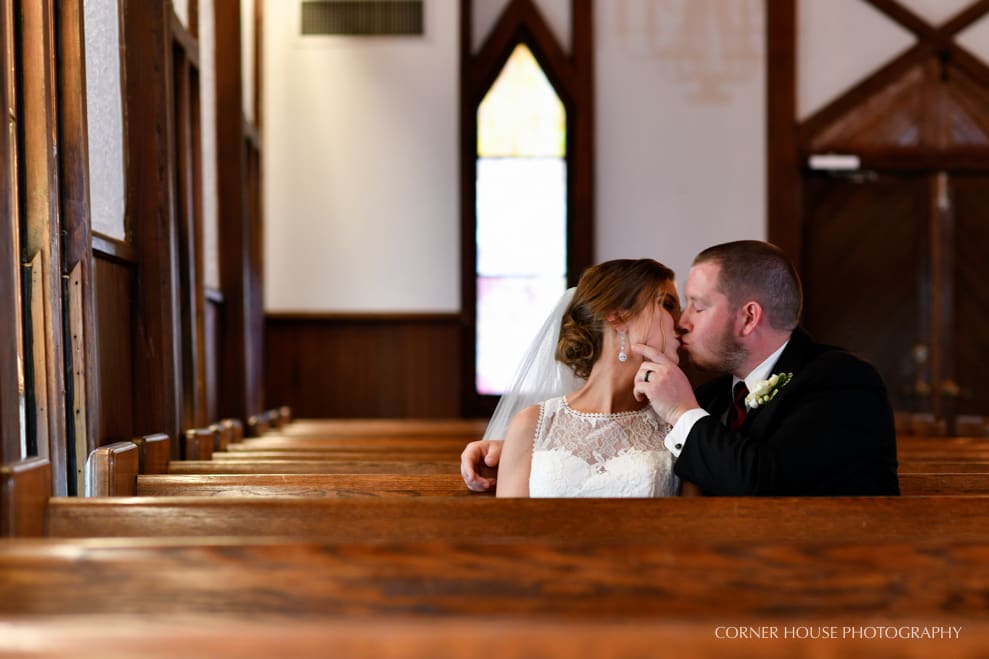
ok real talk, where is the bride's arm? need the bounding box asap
[495,405,540,498]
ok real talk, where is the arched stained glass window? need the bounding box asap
[475,44,567,395]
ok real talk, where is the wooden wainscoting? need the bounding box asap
[92,237,137,445]
[264,313,462,418]
[204,288,223,424]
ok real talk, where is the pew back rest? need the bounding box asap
[182,428,214,461]
[86,441,139,496]
[130,433,171,475]
[0,457,50,537]
[223,418,243,444]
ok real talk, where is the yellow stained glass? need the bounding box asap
[477,44,566,158]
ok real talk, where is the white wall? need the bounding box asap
[200,0,220,289]
[242,0,256,123]
[263,0,768,311]
[595,0,766,288]
[263,0,460,312]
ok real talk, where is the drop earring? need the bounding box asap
[618,330,628,362]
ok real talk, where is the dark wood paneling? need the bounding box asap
[204,294,222,424]
[93,255,135,447]
[20,0,68,493]
[56,0,97,495]
[215,0,263,424]
[0,1,22,463]
[801,175,928,411]
[952,174,989,415]
[122,0,183,449]
[264,315,462,418]
[766,0,800,265]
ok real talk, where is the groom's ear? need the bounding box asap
[738,301,763,336]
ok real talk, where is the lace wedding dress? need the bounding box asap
[528,396,679,497]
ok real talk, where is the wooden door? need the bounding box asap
[769,0,989,432]
[949,174,989,417]
[802,170,989,425]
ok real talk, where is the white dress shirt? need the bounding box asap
[663,340,790,457]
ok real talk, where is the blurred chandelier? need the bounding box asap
[615,0,763,104]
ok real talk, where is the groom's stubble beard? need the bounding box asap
[683,314,747,375]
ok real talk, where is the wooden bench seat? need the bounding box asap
[168,459,460,475]
[898,461,989,473]
[0,614,981,659]
[41,496,989,542]
[135,472,989,497]
[226,436,471,451]
[136,473,473,497]
[278,418,488,438]
[210,449,461,462]
[2,535,989,618]
[2,613,983,659]
[899,473,989,495]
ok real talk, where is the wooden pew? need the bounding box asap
[85,441,139,496]
[84,430,989,497]
[897,436,989,459]
[183,427,215,460]
[3,535,989,619]
[41,496,989,542]
[137,471,989,497]
[84,429,989,498]
[226,435,471,452]
[2,614,983,659]
[136,473,473,497]
[899,473,989,495]
[130,433,172,474]
[899,461,989,473]
[0,457,50,537]
[277,418,488,438]
[168,459,460,475]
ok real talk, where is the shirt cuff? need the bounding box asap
[664,408,710,457]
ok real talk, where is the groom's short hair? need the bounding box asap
[694,240,802,331]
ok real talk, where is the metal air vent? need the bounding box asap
[301,1,424,36]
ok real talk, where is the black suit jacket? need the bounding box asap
[675,328,900,496]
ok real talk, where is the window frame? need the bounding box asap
[459,0,594,417]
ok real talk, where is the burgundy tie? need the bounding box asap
[728,381,749,430]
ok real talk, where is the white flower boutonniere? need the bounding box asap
[745,372,793,410]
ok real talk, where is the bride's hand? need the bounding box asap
[460,439,502,492]
[631,343,699,426]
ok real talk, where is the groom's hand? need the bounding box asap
[631,343,699,426]
[460,439,502,492]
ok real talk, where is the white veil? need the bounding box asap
[482,287,586,440]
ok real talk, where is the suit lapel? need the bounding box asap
[741,328,812,427]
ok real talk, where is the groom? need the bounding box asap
[461,240,900,496]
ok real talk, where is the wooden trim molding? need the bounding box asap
[766,0,801,267]
[56,0,98,488]
[216,0,264,423]
[170,9,200,67]
[0,0,24,464]
[19,0,68,493]
[92,233,138,265]
[266,312,462,324]
[122,0,184,451]
[460,0,594,418]
[204,287,224,304]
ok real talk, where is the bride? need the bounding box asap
[492,258,693,498]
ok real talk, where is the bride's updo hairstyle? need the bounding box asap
[556,259,675,378]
